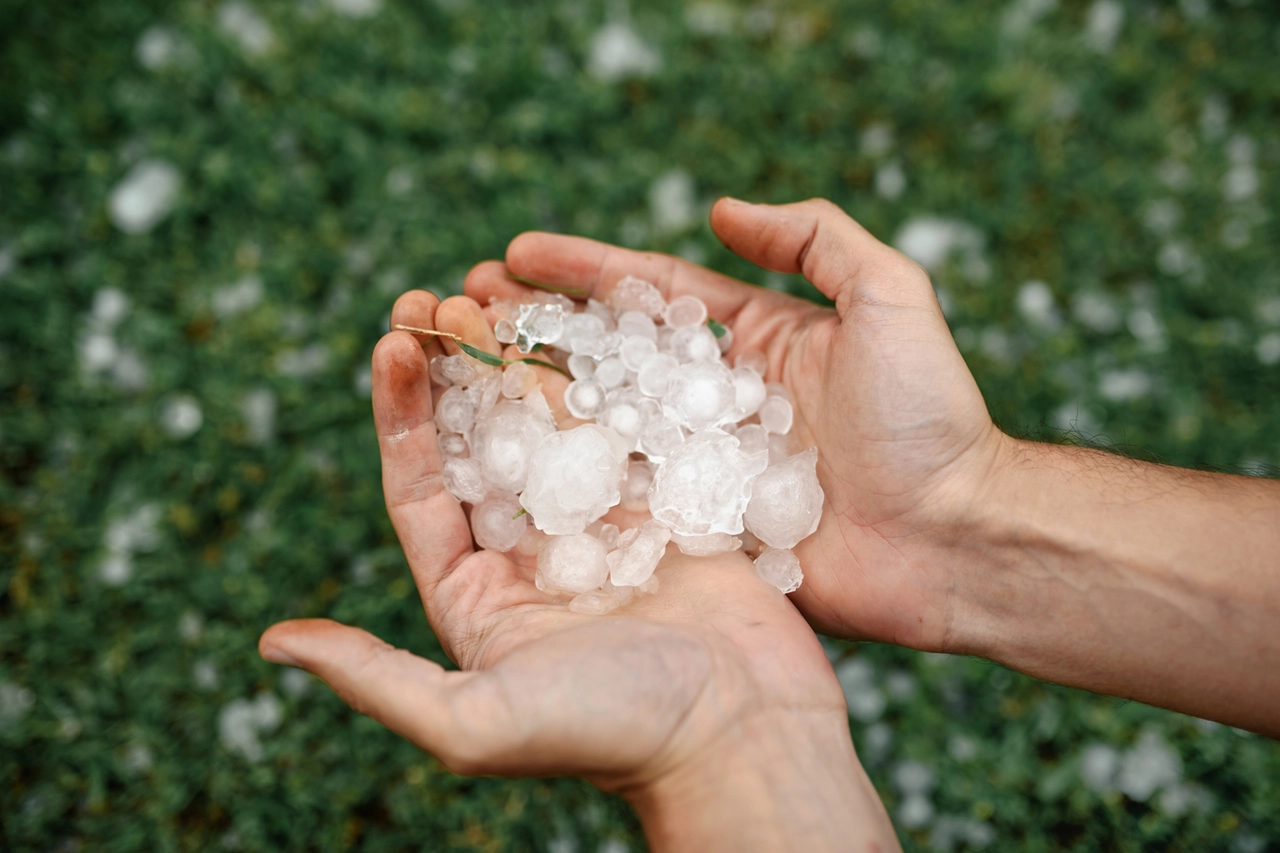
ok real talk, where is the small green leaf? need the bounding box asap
[511,508,528,520]
[505,271,587,297]
[456,341,507,367]
[515,357,570,378]
[707,318,728,338]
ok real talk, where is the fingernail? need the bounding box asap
[261,644,302,667]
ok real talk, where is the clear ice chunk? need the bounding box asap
[606,276,666,318]
[648,428,768,536]
[436,386,476,434]
[520,424,630,535]
[537,533,609,594]
[607,520,671,587]
[466,369,502,419]
[502,362,538,398]
[471,490,528,552]
[587,520,621,549]
[663,295,708,328]
[494,318,517,344]
[514,302,565,353]
[442,457,487,504]
[565,379,607,420]
[662,360,737,431]
[438,432,468,458]
[754,548,803,593]
[670,531,742,556]
[743,448,824,549]
[758,395,794,435]
[669,325,721,363]
[470,398,558,494]
[638,352,680,397]
[440,355,479,387]
[620,335,658,371]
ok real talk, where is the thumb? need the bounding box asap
[259,618,508,775]
[709,197,938,315]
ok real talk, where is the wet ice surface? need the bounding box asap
[433,276,827,604]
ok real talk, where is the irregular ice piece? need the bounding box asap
[440,355,479,387]
[595,356,627,389]
[537,533,610,594]
[587,520,621,549]
[442,457,487,503]
[502,362,538,398]
[520,424,630,535]
[471,398,558,493]
[670,531,742,556]
[429,355,451,386]
[607,276,666,318]
[743,448,824,549]
[567,354,597,379]
[436,386,476,434]
[438,433,468,458]
[617,311,657,341]
[494,318,518,344]
[735,350,768,376]
[648,428,768,535]
[638,352,680,397]
[471,491,528,552]
[758,395,794,435]
[755,548,803,593]
[663,360,737,431]
[669,325,721,362]
[663,295,708,328]
[620,460,654,510]
[466,369,502,419]
[608,520,672,586]
[514,302,565,353]
[732,366,767,419]
[620,335,658,371]
[565,379,607,419]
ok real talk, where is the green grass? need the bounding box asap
[2,0,1278,850]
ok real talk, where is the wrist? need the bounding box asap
[621,707,899,853]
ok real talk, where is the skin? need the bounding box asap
[261,198,1280,849]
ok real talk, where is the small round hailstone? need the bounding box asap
[438,433,468,457]
[602,399,644,445]
[663,360,737,431]
[567,354,597,379]
[471,491,528,552]
[442,457,487,503]
[565,378,607,419]
[732,366,767,418]
[735,350,768,376]
[669,325,721,362]
[465,370,502,419]
[638,352,680,397]
[617,311,657,340]
[440,355,478,387]
[537,533,610,594]
[429,355,450,386]
[757,395,794,435]
[733,423,769,457]
[755,548,803,593]
[595,357,627,389]
[663,295,708,328]
[671,531,742,556]
[159,394,203,438]
[743,448,824,549]
[494,318,517,344]
[520,424,630,535]
[606,276,667,318]
[435,386,476,434]
[501,362,538,398]
[620,335,658,371]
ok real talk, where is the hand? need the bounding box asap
[464,198,1004,652]
[259,292,899,851]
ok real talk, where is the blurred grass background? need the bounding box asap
[2,0,1279,850]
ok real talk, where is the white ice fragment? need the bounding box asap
[617,311,657,341]
[471,398,557,493]
[92,287,130,328]
[217,1,274,56]
[663,360,737,431]
[514,302,565,353]
[754,548,803,593]
[638,352,680,397]
[502,362,538,398]
[565,378,608,419]
[471,491,528,552]
[520,424,630,535]
[213,275,263,318]
[438,433,468,457]
[218,692,282,762]
[757,395,794,435]
[442,457,487,504]
[1117,731,1182,802]
[663,295,708,328]
[136,26,190,70]
[648,428,767,535]
[588,22,661,83]
[608,520,672,586]
[620,335,658,371]
[159,394,203,438]
[671,531,742,556]
[893,216,987,280]
[669,325,720,363]
[435,386,476,434]
[109,160,181,234]
[606,276,666,318]
[651,170,696,235]
[537,533,610,593]
[1085,0,1124,52]
[240,388,276,445]
[743,448,824,549]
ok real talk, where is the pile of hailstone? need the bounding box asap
[433,276,824,614]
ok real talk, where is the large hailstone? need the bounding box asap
[648,428,768,536]
[743,448,824,549]
[520,424,630,535]
[470,398,557,494]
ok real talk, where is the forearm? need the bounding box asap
[946,437,1280,735]
[625,709,900,853]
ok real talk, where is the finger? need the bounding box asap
[505,231,800,322]
[708,197,938,315]
[436,295,502,358]
[500,344,580,428]
[391,289,445,363]
[259,619,505,775]
[373,331,474,595]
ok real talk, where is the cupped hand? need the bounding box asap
[464,198,1004,652]
[257,293,882,823]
